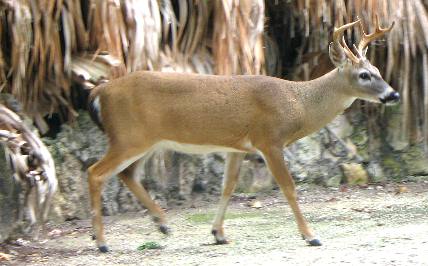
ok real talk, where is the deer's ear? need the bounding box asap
[328,42,347,67]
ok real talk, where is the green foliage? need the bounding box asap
[137,241,163,251]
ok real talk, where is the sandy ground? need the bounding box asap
[1,182,428,266]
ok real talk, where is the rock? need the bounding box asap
[167,152,205,201]
[249,167,274,192]
[50,148,91,220]
[285,134,322,183]
[284,129,354,186]
[237,156,273,193]
[366,161,386,183]
[325,174,342,187]
[401,145,428,176]
[385,105,408,151]
[344,139,359,160]
[381,155,402,179]
[288,134,322,165]
[0,145,20,242]
[203,153,225,194]
[340,163,368,185]
[328,115,353,139]
[237,161,257,192]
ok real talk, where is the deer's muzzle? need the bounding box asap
[380,91,400,104]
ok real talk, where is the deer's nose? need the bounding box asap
[387,91,400,102]
[380,91,400,104]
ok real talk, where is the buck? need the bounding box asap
[88,17,398,252]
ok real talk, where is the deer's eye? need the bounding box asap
[359,72,371,80]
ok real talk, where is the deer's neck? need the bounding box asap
[293,69,355,136]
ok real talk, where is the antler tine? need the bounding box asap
[357,15,395,53]
[341,37,360,64]
[331,19,361,64]
[333,19,360,43]
[352,44,364,58]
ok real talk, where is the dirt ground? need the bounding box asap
[1,182,428,266]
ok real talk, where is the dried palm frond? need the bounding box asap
[0,0,265,127]
[0,97,57,238]
[213,0,265,75]
[122,0,162,71]
[1,0,75,133]
[70,53,126,89]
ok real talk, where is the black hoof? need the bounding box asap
[98,245,109,253]
[215,239,229,245]
[308,239,322,246]
[91,234,96,240]
[211,230,229,245]
[159,225,170,235]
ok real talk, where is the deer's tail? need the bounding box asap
[88,85,105,131]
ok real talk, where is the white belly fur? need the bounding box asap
[156,140,246,154]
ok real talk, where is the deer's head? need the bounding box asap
[329,17,399,105]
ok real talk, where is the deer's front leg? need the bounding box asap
[260,146,322,246]
[118,161,169,235]
[212,152,245,244]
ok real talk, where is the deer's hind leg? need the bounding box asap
[118,160,169,234]
[88,146,150,252]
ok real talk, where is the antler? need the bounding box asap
[331,19,361,64]
[357,15,395,56]
[331,16,394,65]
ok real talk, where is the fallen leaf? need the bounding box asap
[48,228,62,237]
[396,185,408,194]
[0,252,13,261]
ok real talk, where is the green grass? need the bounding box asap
[137,241,163,251]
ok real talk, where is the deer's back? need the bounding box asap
[95,71,302,149]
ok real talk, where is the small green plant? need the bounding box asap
[137,241,163,251]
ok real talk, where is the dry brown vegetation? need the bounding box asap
[0,0,427,146]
